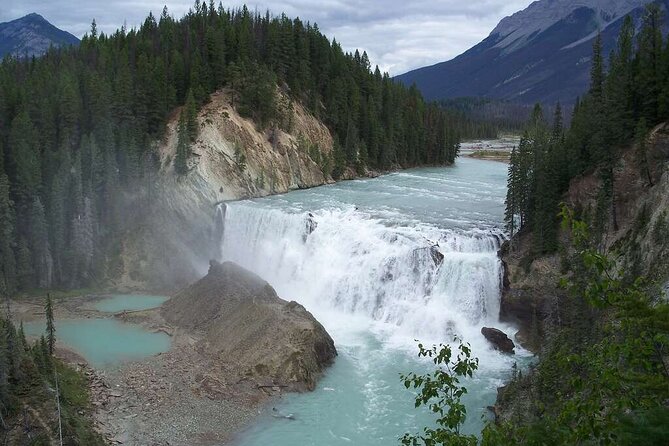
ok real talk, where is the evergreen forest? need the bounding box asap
[0,1,463,294]
[505,4,669,255]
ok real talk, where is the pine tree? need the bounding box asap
[590,33,605,103]
[185,89,199,142]
[9,109,41,206]
[175,113,190,175]
[605,16,635,143]
[45,293,55,355]
[636,4,664,123]
[29,197,52,289]
[0,173,16,293]
[635,118,653,187]
[505,146,520,240]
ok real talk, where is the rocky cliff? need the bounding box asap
[116,90,339,289]
[499,123,669,350]
[162,260,337,391]
[492,124,669,429]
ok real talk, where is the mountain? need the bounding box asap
[0,13,79,58]
[397,0,666,105]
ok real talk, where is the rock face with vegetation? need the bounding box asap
[484,7,669,442]
[118,89,336,288]
[500,123,669,351]
[162,260,337,391]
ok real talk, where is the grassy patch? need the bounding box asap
[55,361,106,445]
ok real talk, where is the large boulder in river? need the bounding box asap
[481,327,515,354]
[162,260,337,391]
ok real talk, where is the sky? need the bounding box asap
[1,0,533,75]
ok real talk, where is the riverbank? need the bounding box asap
[460,137,518,164]
[12,293,279,445]
[465,150,511,163]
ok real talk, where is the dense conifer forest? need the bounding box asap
[504,5,669,254]
[0,1,463,293]
[439,97,531,139]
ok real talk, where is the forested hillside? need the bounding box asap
[505,5,669,255]
[439,97,531,139]
[0,1,461,293]
[483,4,669,443]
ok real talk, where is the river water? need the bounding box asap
[217,157,524,445]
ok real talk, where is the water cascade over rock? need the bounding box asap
[216,201,505,344]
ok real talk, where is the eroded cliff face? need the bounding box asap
[116,90,336,289]
[499,123,669,351]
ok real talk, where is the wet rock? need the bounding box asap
[481,327,515,354]
[304,212,317,242]
[430,245,444,267]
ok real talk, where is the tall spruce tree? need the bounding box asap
[45,293,55,355]
[175,114,190,176]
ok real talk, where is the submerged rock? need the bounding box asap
[481,327,515,354]
[304,212,317,242]
[162,260,337,391]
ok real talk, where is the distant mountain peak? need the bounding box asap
[396,0,664,106]
[23,13,45,20]
[0,13,79,58]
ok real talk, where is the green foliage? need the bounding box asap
[237,62,279,130]
[483,207,669,445]
[400,337,478,446]
[174,114,190,176]
[55,361,106,445]
[234,143,247,172]
[438,97,531,140]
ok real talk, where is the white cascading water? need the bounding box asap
[217,202,504,346]
[221,162,520,445]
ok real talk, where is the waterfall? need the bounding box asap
[217,200,504,345]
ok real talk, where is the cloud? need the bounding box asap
[1,0,532,75]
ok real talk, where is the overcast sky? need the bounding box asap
[1,0,532,75]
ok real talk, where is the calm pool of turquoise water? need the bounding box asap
[24,318,171,368]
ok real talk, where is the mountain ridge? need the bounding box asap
[0,13,79,57]
[397,0,664,105]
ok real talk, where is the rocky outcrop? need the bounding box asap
[481,327,515,354]
[162,260,337,391]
